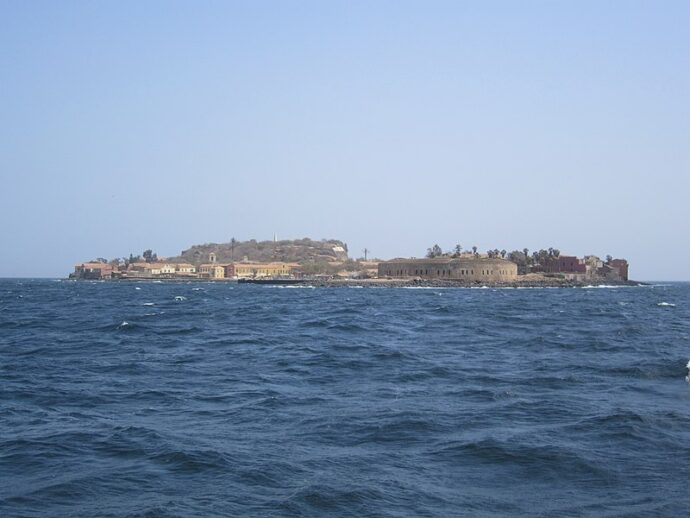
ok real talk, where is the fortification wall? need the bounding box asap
[378,258,517,282]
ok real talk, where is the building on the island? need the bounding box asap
[332,245,348,261]
[72,262,115,280]
[160,264,176,275]
[595,259,629,281]
[583,256,604,277]
[542,256,586,275]
[175,263,196,275]
[608,259,629,281]
[378,257,517,282]
[124,262,148,277]
[124,262,163,277]
[231,262,298,279]
[199,264,226,279]
[148,264,162,276]
[536,254,629,282]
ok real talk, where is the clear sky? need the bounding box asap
[1,1,688,280]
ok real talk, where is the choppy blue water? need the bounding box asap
[2,279,690,517]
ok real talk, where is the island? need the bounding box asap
[69,239,634,287]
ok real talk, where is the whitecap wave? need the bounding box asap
[657,302,676,307]
[401,286,450,290]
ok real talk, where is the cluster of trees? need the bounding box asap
[426,244,571,270]
[98,249,158,269]
[506,248,561,266]
[425,244,504,259]
[505,248,562,274]
[426,244,471,258]
[486,249,508,259]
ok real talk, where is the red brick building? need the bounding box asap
[542,256,586,274]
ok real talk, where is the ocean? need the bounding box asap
[1,279,690,516]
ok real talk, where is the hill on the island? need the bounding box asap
[172,238,349,264]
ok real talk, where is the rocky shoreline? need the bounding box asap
[308,278,645,288]
[75,277,645,288]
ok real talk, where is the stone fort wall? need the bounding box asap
[378,258,518,282]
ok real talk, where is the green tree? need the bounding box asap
[426,244,443,258]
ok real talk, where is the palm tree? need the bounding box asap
[427,244,443,258]
[472,246,478,256]
[230,237,237,261]
[454,244,462,256]
[500,249,507,258]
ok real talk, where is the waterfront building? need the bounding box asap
[378,257,517,282]
[199,264,226,279]
[160,264,176,275]
[536,255,629,281]
[231,262,298,279]
[542,256,586,274]
[175,263,196,275]
[71,262,115,280]
[608,259,629,281]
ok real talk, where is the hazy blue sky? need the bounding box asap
[1,1,688,279]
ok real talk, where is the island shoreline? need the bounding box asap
[65,277,647,288]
